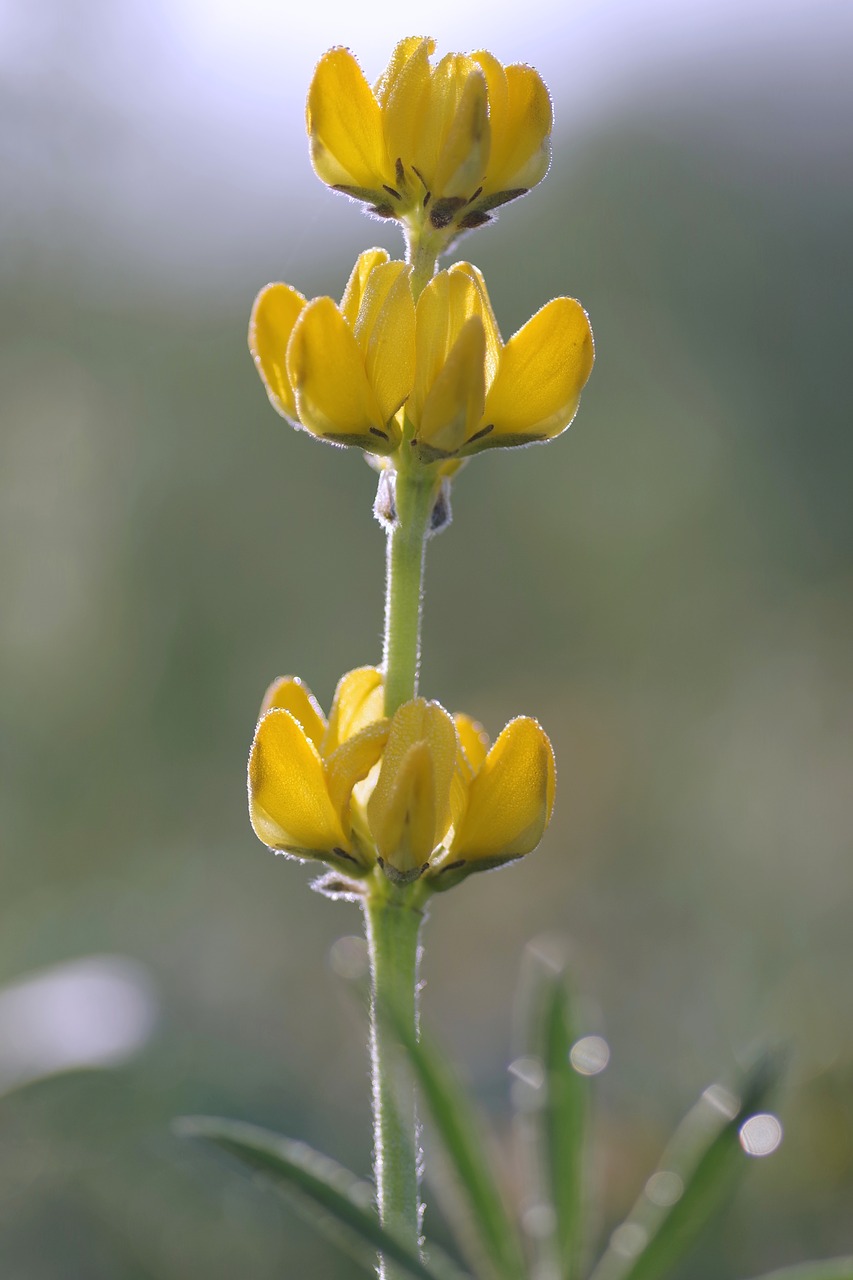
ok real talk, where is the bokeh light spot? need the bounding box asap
[329,935,369,980]
[645,1170,684,1206]
[739,1112,783,1156]
[570,1034,610,1075]
[509,1054,546,1111]
[523,1202,557,1238]
[610,1223,648,1257]
[703,1084,740,1119]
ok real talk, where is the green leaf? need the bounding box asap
[587,1053,780,1280]
[175,1115,470,1280]
[533,972,587,1280]
[387,1009,527,1280]
[743,1261,853,1280]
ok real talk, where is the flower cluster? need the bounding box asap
[247,38,591,891]
[248,668,555,891]
[307,38,553,252]
[250,249,593,465]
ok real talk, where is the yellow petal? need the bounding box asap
[454,713,490,775]
[339,248,390,328]
[450,716,556,865]
[479,298,594,447]
[307,47,388,191]
[411,269,489,428]
[324,667,385,755]
[471,51,508,145]
[427,58,490,200]
[260,676,326,748]
[325,720,390,834]
[287,298,396,450]
[372,742,437,876]
[248,710,348,857]
[417,315,486,456]
[447,262,501,388]
[379,37,434,174]
[249,283,307,422]
[482,63,552,195]
[353,261,416,426]
[376,36,433,107]
[367,699,457,875]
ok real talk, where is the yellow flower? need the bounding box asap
[431,711,557,891]
[248,668,556,889]
[249,248,415,453]
[248,667,388,875]
[306,38,552,246]
[250,252,593,466]
[409,262,594,463]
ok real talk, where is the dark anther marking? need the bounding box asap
[459,210,491,230]
[410,438,418,447]
[467,423,494,444]
[332,847,358,864]
[437,859,466,875]
[423,191,431,208]
[369,427,388,439]
[429,196,467,229]
[395,157,405,186]
[383,184,402,200]
[466,185,483,205]
[411,166,427,189]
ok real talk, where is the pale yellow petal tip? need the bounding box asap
[259,675,327,748]
[324,665,385,754]
[454,712,490,773]
[385,35,436,63]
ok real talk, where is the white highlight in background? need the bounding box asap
[739,1112,783,1157]
[570,1035,610,1076]
[0,955,158,1096]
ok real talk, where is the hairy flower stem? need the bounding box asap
[383,468,438,717]
[367,231,441,1277]
[407,238,439,303]
[365,889,424,1280]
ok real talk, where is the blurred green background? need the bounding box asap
[2,0,851,1275]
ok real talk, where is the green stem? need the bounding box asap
[383,469,437,717]
[407,236,439,302]
[365,890,424,1280]
[367,229,440,1278]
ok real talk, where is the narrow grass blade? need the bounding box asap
[175,1115,470,1280]
[587,1053,779,1280]
[743,1262,853,1280]
[534,972,587,1280]
[388,1011,527,1280]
